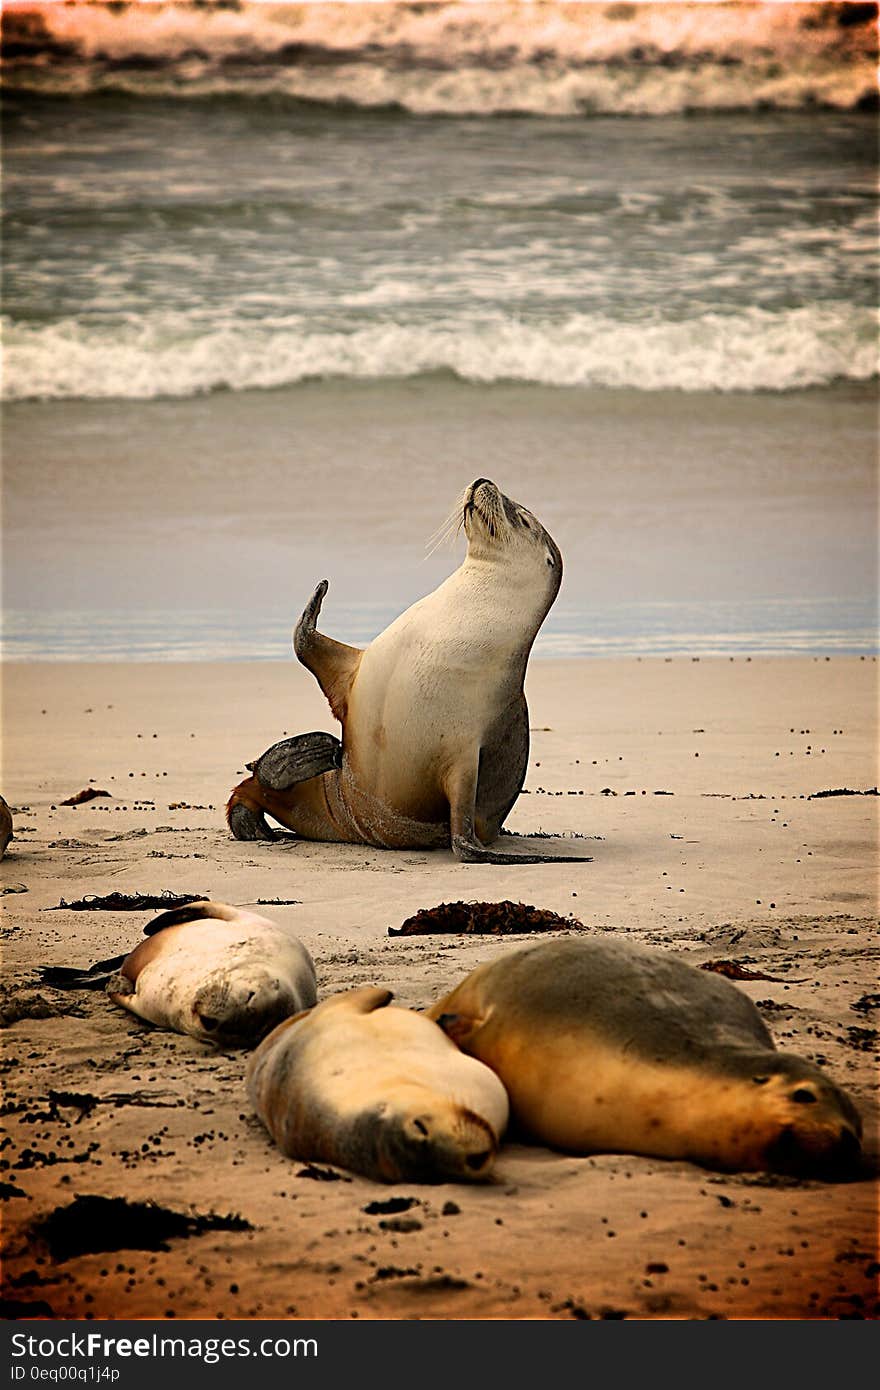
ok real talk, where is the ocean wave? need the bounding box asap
[3,1,877,115]
[3,304,876,400]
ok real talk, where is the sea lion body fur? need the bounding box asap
[247,985,509,1183]
[0,796,13,859]
[427,937,862,1176]
[109,901,317,1047]
[227,479,577,863]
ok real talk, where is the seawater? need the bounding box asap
[3,598,877,663]
[1,1,877,661]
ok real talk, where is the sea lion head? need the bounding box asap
[357,1096,500,1184]
[736,1051,863,1177]
[191,968,299,1048]
[460,478,562,594]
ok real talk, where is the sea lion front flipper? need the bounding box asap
[249,732,342,792]
[448,758,589,865]
[293,579,364,723]
[330,985,394,1015]
[227,801,277,842]
[452,834,592,865]
[433,1011,487,1046]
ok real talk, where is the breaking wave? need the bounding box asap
[4,303,876,400]
[3,0,877,115]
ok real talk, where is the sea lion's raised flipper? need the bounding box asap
[227,800,277,841]
[248,731,342,792]
[294,580,364,723]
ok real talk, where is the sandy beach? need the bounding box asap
[1,653,877,1321]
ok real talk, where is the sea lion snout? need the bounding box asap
[379,1104,499,1183]
[764,1119,863,1178]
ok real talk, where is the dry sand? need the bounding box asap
[1,655,878,1321]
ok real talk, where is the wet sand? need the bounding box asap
[4,380,876,627]
[1,655,878,1321]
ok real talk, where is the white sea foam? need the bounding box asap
[5,0,877,114]
[3,303,876,400]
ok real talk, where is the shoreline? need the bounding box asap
[1,655,877,1320]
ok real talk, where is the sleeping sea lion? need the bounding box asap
[427,936,863,1177]
[83,901,317,1047]
[247,985,509,1183]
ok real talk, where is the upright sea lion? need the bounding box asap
[247,986,509,1183]
[0,796,12,859]
[66,901,317,1047]
[427,937,863,1177]
[227,478,582,864]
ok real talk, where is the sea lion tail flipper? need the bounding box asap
[249,732,342,792]
[293,579,364,722]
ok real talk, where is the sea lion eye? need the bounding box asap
[753,1076,769,1086]
[791,1088,817,1104]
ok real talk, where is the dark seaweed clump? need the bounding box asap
[389,899,581,936]
[34,1196,251,1261]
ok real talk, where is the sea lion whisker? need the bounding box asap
[425,487,470,556]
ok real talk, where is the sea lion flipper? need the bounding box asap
[105,971,134,999]
[293,579,363,723]
[336,986,394,1015]
[38,955,129,989]
[142,901,217,936]
[434,1011,486,1045]
[449,760,587,864]
[227,801,277,842]
[452,834,592,865]
[251,732,342,792]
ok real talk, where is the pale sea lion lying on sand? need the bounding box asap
[43,901,317,1048]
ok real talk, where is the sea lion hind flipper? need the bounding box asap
[227,800,278,842]
[105,971,134,999]
[38,954,129,989]
[293,579,363,723]
[250,731,342,792]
